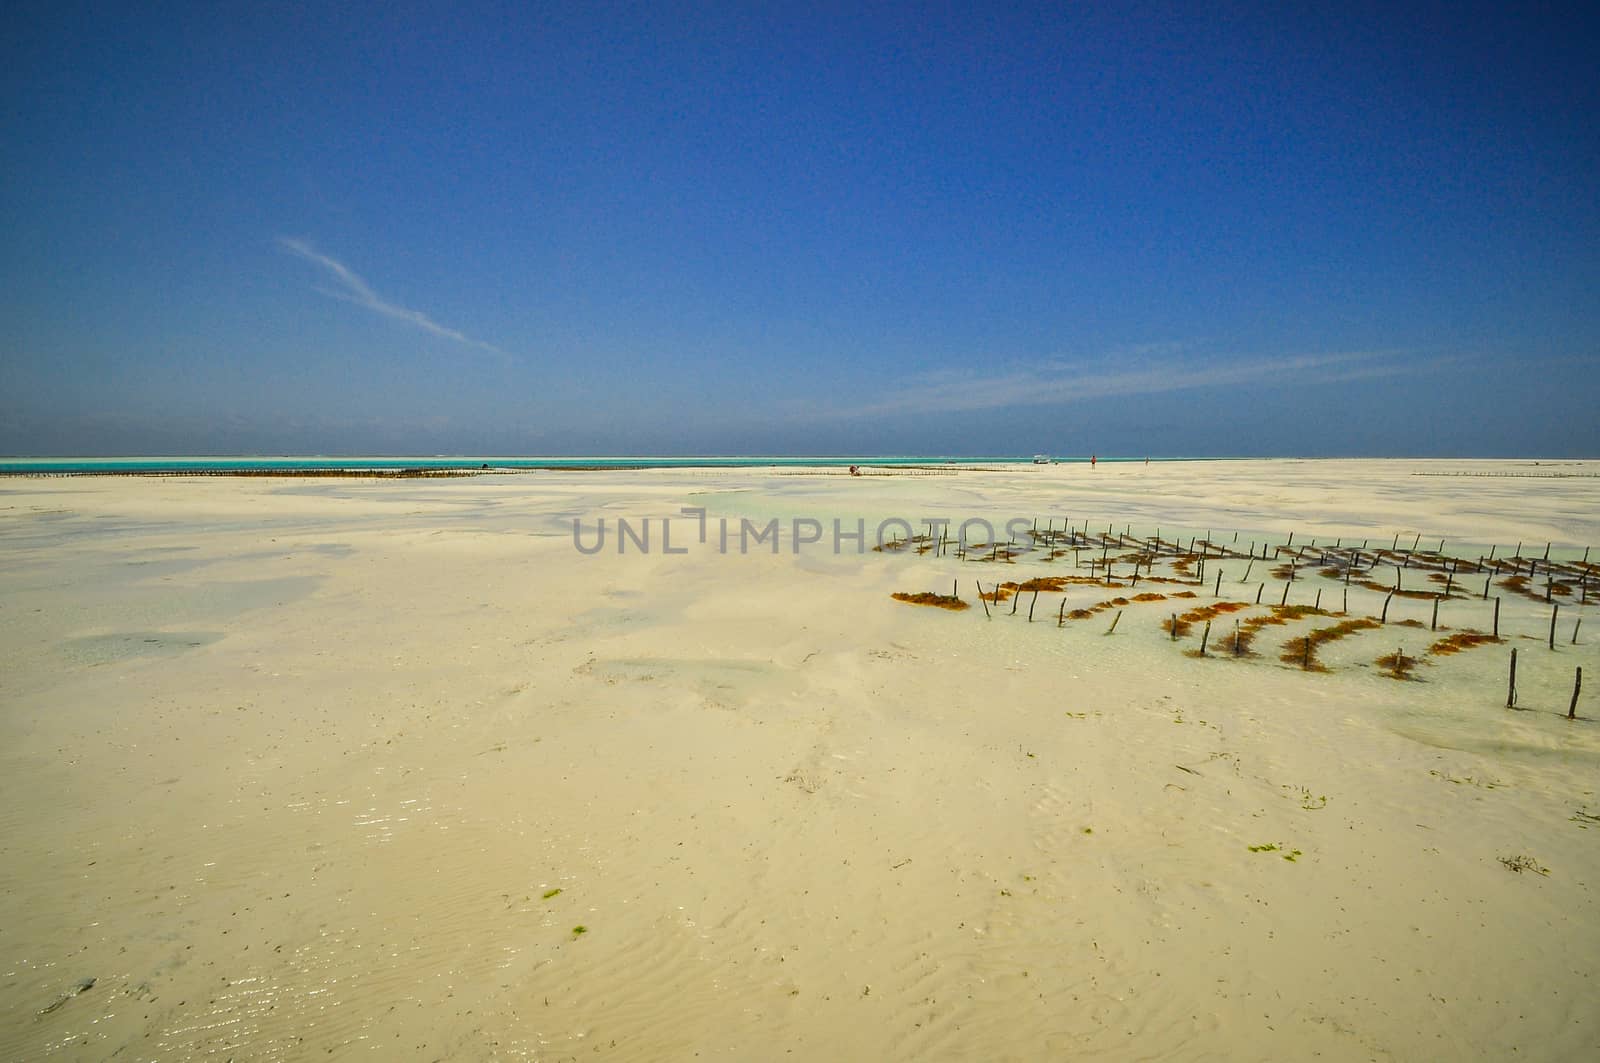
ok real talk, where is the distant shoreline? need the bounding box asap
[2,455,1118,475]
[2,456,1594,477]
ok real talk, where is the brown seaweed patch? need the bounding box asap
[1063,593,1151,620]
[1278,617,1382,671]
[1000,575,1108,591]
[1259,604,1328,625]
[1375,650,1420,680]
[891,592,970,611]
[1163,600,1251,637]
[1228,604,1333,651]
[1497,574,1552,602]
[1354,579,1443,600]
[983,576,1092,603]
[1131,592,1168,602]
[1428,631,1503,656]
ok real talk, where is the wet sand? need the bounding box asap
[2,459,1598,1060]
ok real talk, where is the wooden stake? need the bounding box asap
[1302,636,1311,670]
[1233,619,1242,656]
[1342,587,1348,614]
[1106,609,1122,635]
[1381,592,1393,623]
[978,582,990,619]
[1242,560,1254,582]
[1255,584,1264,604]
[1058,598,1066,627]
[1549,604,1559,650]
[1028,589,1039,622]
[1493,596,1500,638]
[1011,587,1020,615]
[1507,648,1518,707]
[1571,666,1583,720]
[1483,574,1492,599]
[1170,614,1178,641]
[1431,596,1440,631]
[1572,618,1581,645]
[1200,620,1211,657]
[1280,582,1289,606]
[1215,569,1223,597]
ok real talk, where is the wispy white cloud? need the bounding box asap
[812,349,1431,420]
[278,237,508,359]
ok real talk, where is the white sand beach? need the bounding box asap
[2,459,1598,1060]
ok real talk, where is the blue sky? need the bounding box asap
[3,1,1595,456]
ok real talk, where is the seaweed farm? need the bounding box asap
[891,520,1594,711]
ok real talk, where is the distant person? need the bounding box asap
[849,465,860,476]
[1091,454,1097,468]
